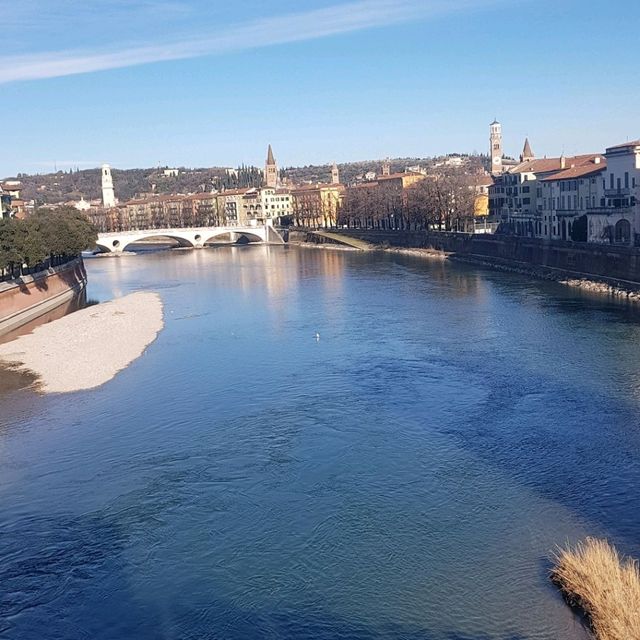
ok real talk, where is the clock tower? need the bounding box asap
[490,120,503,175]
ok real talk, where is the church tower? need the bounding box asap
[382,158,391,176]
[490,120,503,175]
[520,138,534,163]
[101,164,116,208]
[331,162,340,185]
[265,145,278,188]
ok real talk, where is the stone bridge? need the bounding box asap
[96,225,285,253]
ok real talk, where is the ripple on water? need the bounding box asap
[2,247,635,640]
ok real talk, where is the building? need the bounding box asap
[74,198,92,212]
[264,145,278,189]
[0,186,11,218]
[245,187,293,225]
[216,188,250,226]
[375,171,426,191]
[472,174,494,218]
[1,181,22,200]
[585,141,640,245]
[0,182,27,219]
[292,183,344,228]
[101,164,116,209]
[538,158,605,241]
[490,152,604,237]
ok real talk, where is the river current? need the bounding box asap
[2,245,640,639]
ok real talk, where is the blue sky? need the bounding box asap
[2,0,639,177]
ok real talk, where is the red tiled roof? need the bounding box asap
[542,161,607,181]
[510,154,601,175]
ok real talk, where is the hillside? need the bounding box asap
[7,154,489,205]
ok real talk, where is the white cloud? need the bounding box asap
[0,0,503,84]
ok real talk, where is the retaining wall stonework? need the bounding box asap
[337,230,640,290]
[0,258,87,336]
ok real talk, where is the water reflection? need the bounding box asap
[3,246,640,639]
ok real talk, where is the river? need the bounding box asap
[2,245,640,639]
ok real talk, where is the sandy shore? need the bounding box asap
[0,292,163,394]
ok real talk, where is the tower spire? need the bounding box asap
[264,145,278,188]
[520,138,534,162]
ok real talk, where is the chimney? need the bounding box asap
[594,156,601,164]
[560,155,566,169]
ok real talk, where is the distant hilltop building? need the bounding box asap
[101,164,116,209]
[264,145,278,188]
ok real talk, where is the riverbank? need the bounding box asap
[552,538,640,640]
[0,258,87,337]
[311,230,640,300]
[0,291,163,393]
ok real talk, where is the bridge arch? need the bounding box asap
[202,231,264,245]
[96,233,197,253]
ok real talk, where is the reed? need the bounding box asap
[551,537,640,640]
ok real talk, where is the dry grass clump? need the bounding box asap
[551,537,640,640]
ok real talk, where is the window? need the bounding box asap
[625,172,629,189]
[610,173,614,189]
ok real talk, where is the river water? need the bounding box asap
[2,245,640,640]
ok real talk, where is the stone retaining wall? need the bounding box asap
[337,230,640,290]
[0,258,87,336]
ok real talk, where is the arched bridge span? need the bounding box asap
[96,225,284,253]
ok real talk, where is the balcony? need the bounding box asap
[586,206,633,216]
[603,187,631,197]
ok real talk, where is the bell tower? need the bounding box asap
[101,164,116,208]
[490,120,503,175]
[331,162,340,185]
[265,145,278,189]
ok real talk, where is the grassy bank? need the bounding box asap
[551,538,640,640]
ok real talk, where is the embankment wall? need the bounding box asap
[0,258,87,336]
[336,230,640,289]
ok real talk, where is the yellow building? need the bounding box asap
[292,184,345,228]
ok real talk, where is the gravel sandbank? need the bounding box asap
[0,291,163,394]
